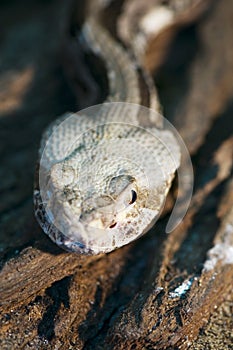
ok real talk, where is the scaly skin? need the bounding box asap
[34,2,181,254]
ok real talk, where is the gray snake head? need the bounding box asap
[34,103,181,254]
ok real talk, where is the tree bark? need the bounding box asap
[0,0,232,349]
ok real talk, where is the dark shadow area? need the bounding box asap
[155,23,199,124]
[101,0,125,39]
[192,100,233,189]
[170,181,223,282]
[38,275,72,341]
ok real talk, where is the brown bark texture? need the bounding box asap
[0,0,232,349]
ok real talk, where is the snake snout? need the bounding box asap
[79,186,138,230]
[79,195,115,225]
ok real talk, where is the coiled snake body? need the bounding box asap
[34,0,181,254]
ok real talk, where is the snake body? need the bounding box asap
[34,0,181,254]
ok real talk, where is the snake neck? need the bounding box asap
[82,17,140,104]
[81,0,161,114]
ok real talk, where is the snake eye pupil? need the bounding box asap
[129,190,137,204]
[109,222,117,229]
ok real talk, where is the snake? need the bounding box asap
[34,0,185,255]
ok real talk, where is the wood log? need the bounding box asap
[0,0,232,349]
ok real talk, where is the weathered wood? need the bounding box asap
[0,0,233,349]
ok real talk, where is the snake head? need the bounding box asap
[35,106,181,254]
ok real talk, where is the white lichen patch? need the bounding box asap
[203,223,233,272]
[169,278,193,299]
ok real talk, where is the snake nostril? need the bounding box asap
[109,222,117,229]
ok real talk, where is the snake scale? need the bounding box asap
[34,0,182,254]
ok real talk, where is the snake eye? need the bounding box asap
[129,190,137,204]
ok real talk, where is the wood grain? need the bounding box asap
[0,0,232,349]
